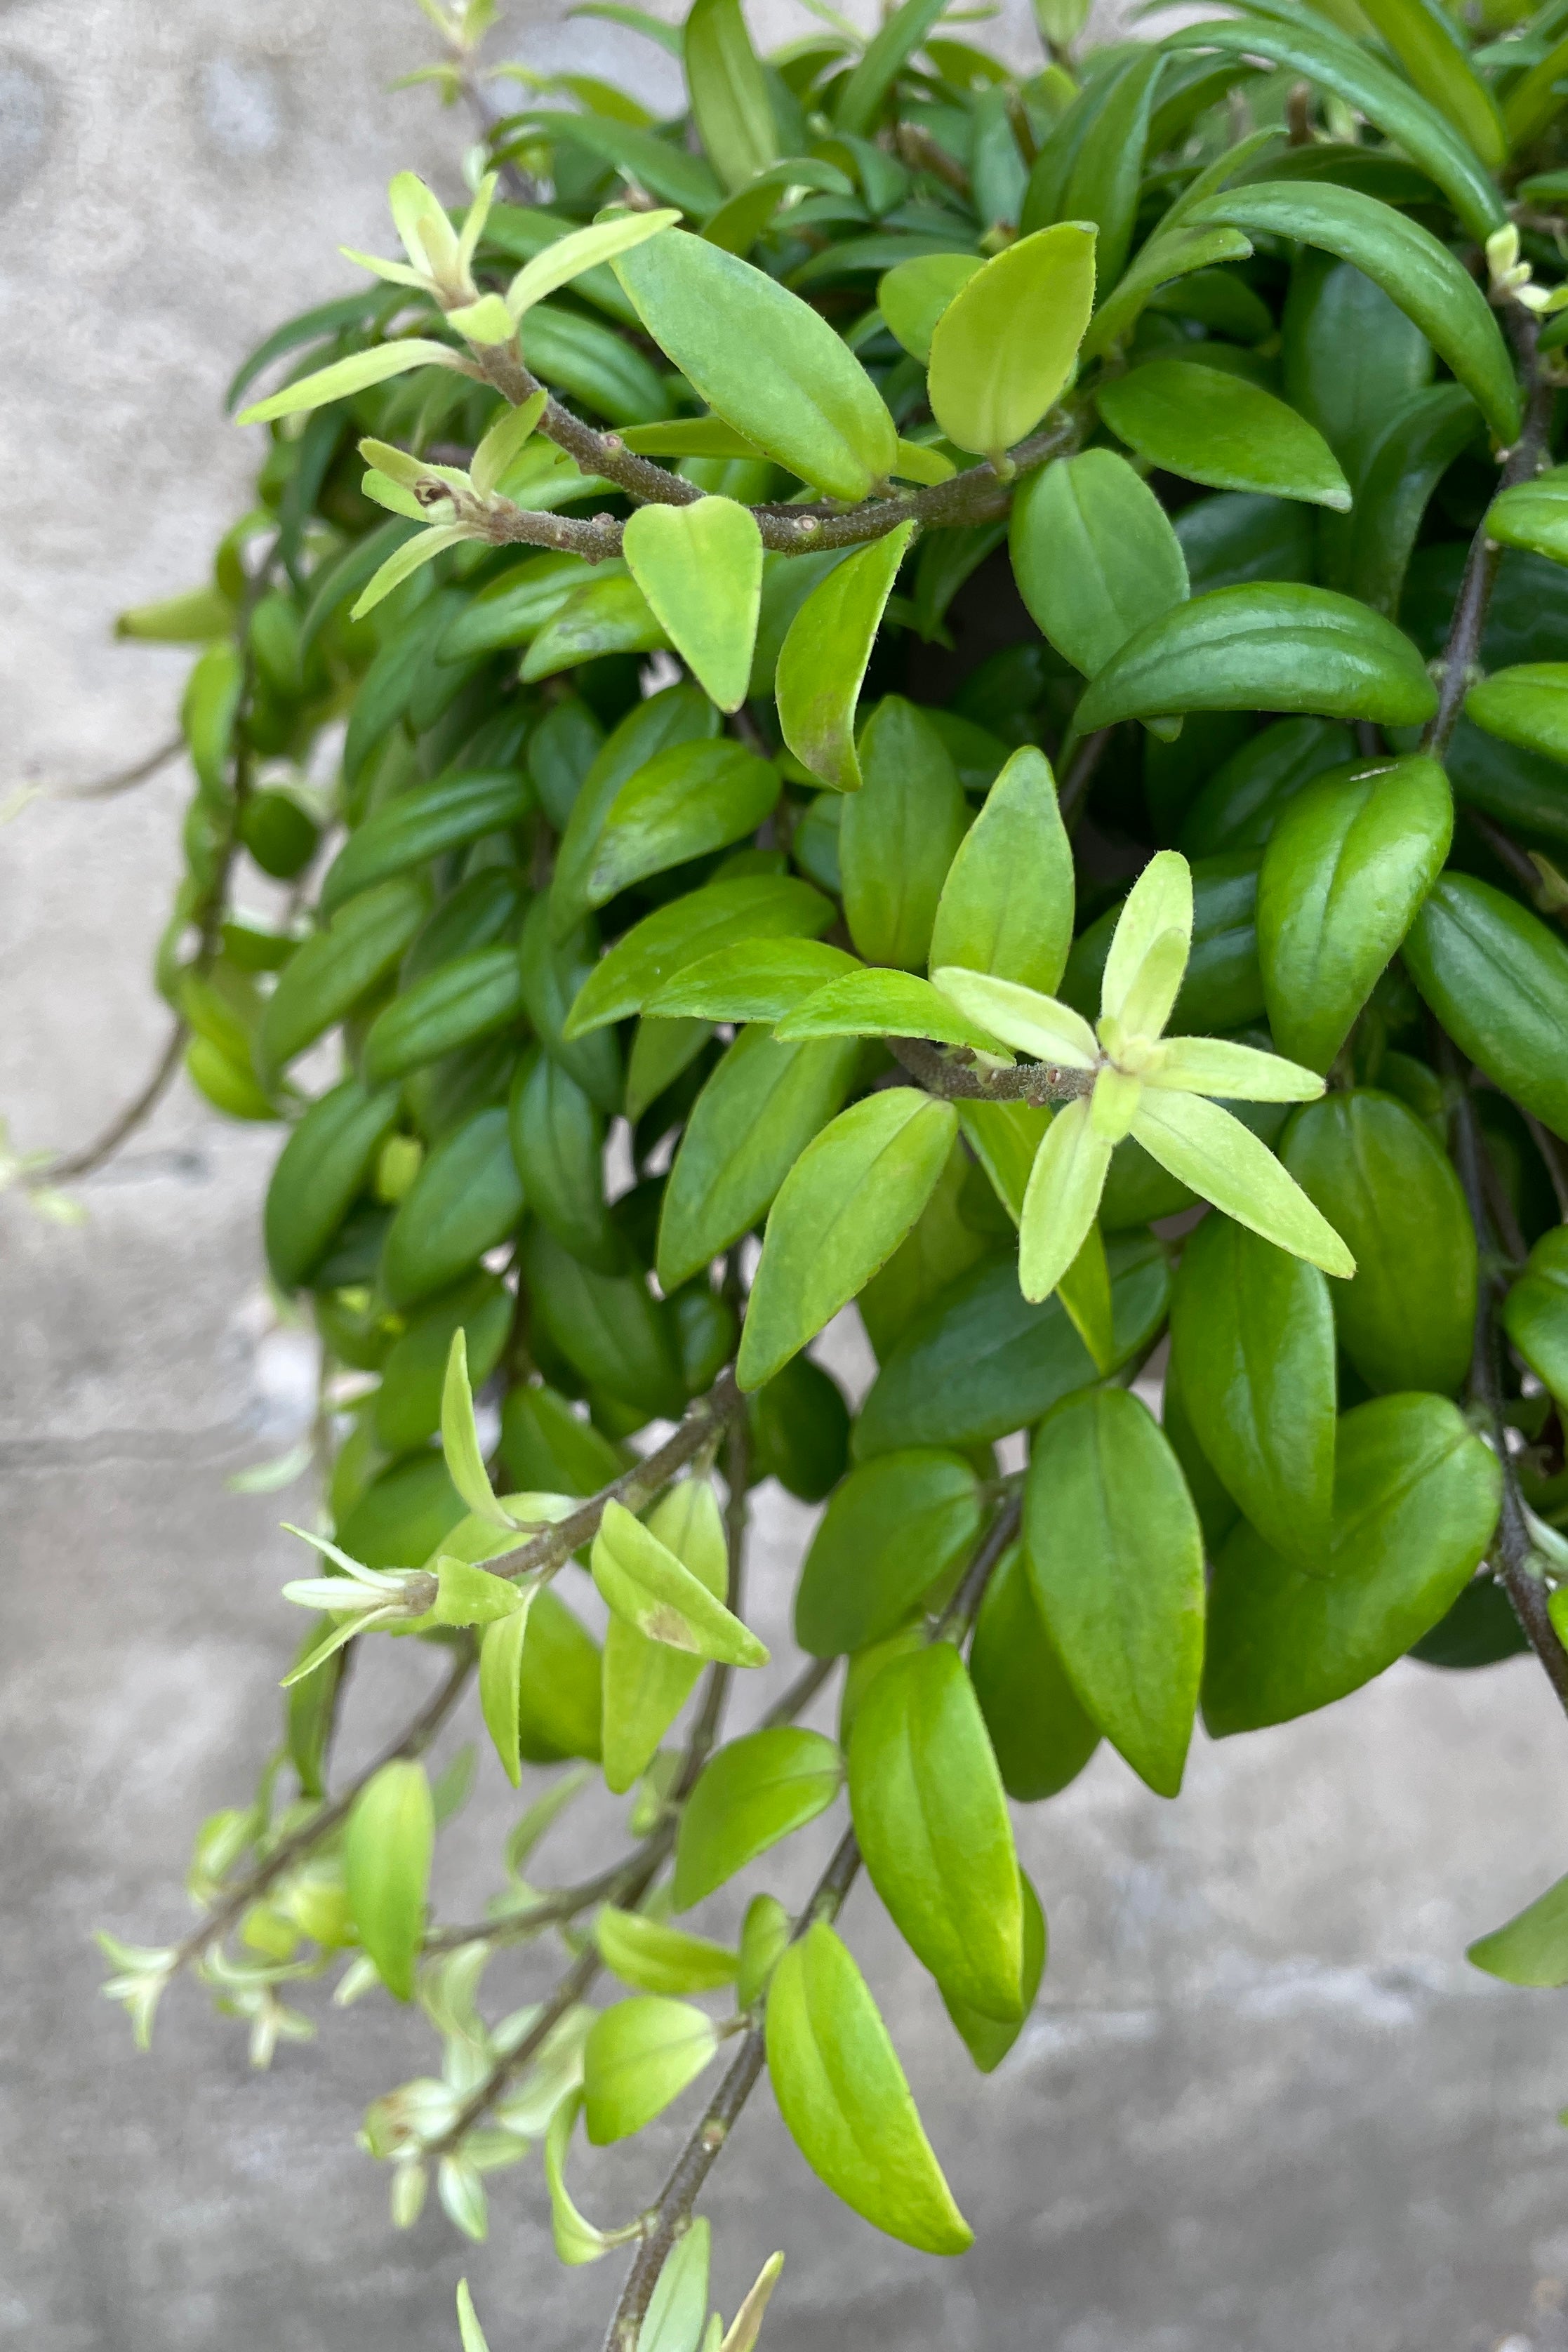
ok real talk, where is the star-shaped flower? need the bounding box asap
[934,850,1355,1301]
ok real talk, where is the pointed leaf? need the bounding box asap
[1010,452,1189,682]
[672,1727,843,1910]
[1101,849,1194,1030]
[345,1760,434,2002]
[440,1331,510,1527]
[930,969,1098,1065]
[1098,361,1350,513]
[592,1499,766,1668]
[776,524,915,790]
[545,2094,614,2263]
[765,1921,973,2254]
[927,222,1096,463]
[595,1908,738,1995]
[507,208,679,319]
[1147,1038,1323,1103]
[941,1869,1047,2075]
[641,2217,712,2352]
[719,2252,786,2352]
[583,1995,719,2144]
[237,339,472,425]
[1131,1091,1354,1277]
[566,875,832,1035]
[685,0,778,191]
[623,498,763,711]
[602,1479,729,1794]
[1025,1387,1204,1798]
[1018,1096,1114,1303]
[737,1090,958,1389]
[878,253,983,364]
[648,938,858,1023]
[775,968,1009,1053]
[927,746,1075,993]
[1468,1873,1568,1989]
[479,1595,536,1787]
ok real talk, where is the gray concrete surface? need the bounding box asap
[6,5,1568,2348]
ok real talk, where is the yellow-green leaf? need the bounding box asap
[927,222,1096,463]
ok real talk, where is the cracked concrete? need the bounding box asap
[6,3,1568,2348]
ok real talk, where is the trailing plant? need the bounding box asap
[55,0,1568,2338]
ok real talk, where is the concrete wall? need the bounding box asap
[4,6,1568,2348]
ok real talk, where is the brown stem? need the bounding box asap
[38,1018,190,1184]
[889,1034,1092,1105]
[428,1945,607,2160]
[173,1647,474,1972]
[48,733,185,802]
[934,1494,1023,1641]
[480,1370,743,1584]
[1057,727,1113,830]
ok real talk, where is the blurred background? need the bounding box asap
[4,3,1568,2346]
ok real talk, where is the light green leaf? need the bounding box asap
[642,2217,713,2352]
[479,1596,536,1788]
[1468,1873,1568,1988]
[647,938,858,1023]
[927,746,1074,993]
[470,390,548,497]
[1357,0,1504,169]
[685,0,778,191]
[719,2252,786,2352]
[1018,1095,1114,1303]
[1075,584,1438,733]
[583,1995,720,2144]
[1466,663,1568,766]
[1025,1387,1204,1796]
[544,2092,615,2263]
[602,1477,730,1795]
[507,208,679,319]
[456,2282,492,2352]
[928,222,1095,463]
[774,967,1008,1053]
[955,1099,1050,1226]
[1131,1090,1354,1277]
[1080,220,1254,361]
[237,339,472,425]
[448,292,517,345]
[615,232,897,499]
[834,0,948,135]
[561,740,780,930]
[439,1330,510,1528]
[1100,849,1192,1028]
[1011,452,1190,683]
[1098,361,1350,513]
[565,874,832,1035]
[840,696,969,966]
[345,1760,434,2002]
[672,1727,843,1909]
[931,969,1098,1066]
[877,253,983,364]
[350,524,472,621]
[595,1906,738,1995]
[765,1921,973,2254]
[592,1499,768,1668]
[775,524,915,791]
[623,498,764,712]
[1147,1037,1322,1103]
[737,1089,958,1390]
[849,1644,1022,2021]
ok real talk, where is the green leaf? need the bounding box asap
[565,875,833,1035]
[834,0,948,136]
[1188,180,1517,445]
[1131,1089,1354,1278]
[1055,47,1161,292]
[1169,1216,1336,1564]
[1280,1091,1477,1397]
[685,0,778,190]
[971,1542,1100,1802]
[776,524,915,791]
[1075,584,1437,733]
[583,1995,719,2144]
[235,338,472,425]
[656,1027,859,1291]
[926,222,1096,463]
[384,1106,525,1309]
[1203,1394,1503,1734]
[849,1644,1023,2021]
[544,2094,613,2264]
[941,1868,1047,2075]
[565,740,780,929]
[592,1498,767,1668]
[614,233,897,499]
[1257,753,1451,1072]
[649,938,858,1023]
[1017,1096,1114,1305]
[1503,1227,1568,1413]
[765,1921,973,2254]
[1468,1873,1568,1988]
[456,2282,491,2352]
[877,253,983,364]
[1079,220,1254,361]
[623,498,764,712]
[642,2217,712,2352]
[521,572,667,682]
[518,1589,605,1765]
[673,1727,844,1909]
[595,1906,738,1995]
[1011,452,1190,688]
[1502,29,1568,151]
[1466,663,1568,765]
[264,1078,401,1291]
[839,697,969,966]
[322,768,531,916]
[1166,18,1506,242]
[1098,360,1350,512]
[1355,0,1504,169]
[1343,386,1480,618]
[858,1231,1169,1454]
[345,1760,433,2002]
[1403,874,1568,1143]
[1025,1386,1205,1798]
[360,945,526,1088]
[505,208,680,320]
[257,877,431,1082]
[602,1477,728,1795]
[737,1089,959,1390]
[926,746,1075,994]
[479,1598,536,1787]
[508,1049,619,1275]
[719,2251,786,2352]
[1485,466,1568,567]
[795,1449,983,1654]
[773,968,1003,1053]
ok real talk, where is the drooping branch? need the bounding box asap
[35,1016,190,1185]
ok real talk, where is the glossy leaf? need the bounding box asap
[623,497,764,712]
[684,0,778,192]
[1343,386,1480,618]
[839,696,968,967]
[561,740,780,931]
[795,1449,983,1654]
[673,1727,844,1909]
[1355,0,1504,169]
[1025,1387,1205,1798]
[1280,1091,1477,1396]
[1010,452,1189,683]
[774,968,1008,1053]
[878,253,983,364]
[1468,1874,1568,1988]
[595,1906,738,1995]
[1203,1395,1502,1734]
[927,222,1096,463]
[345,1760,433,2002]
[592,1497,766,1668]
[1486,467,1568,568]
[765,1921,974,2254]
[615,232,897,499]
[776,524,915,791]
[1503,1228,1568,1411]
[583,1996,719,2144]
[849,1644,1023,2020]
[941,1870,1047,2075]
[971,1542,1101,1802]
[602,1476,729,1795]
[1403,875,1568,1143]
[565,875,832,1035]
[1257,754,1453,1072]
[737,1090,958,1389]
[1076,584,1437,733]
[1098,361,1350,512]
[1466,665,1568,766]
[258,877,431,1080]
